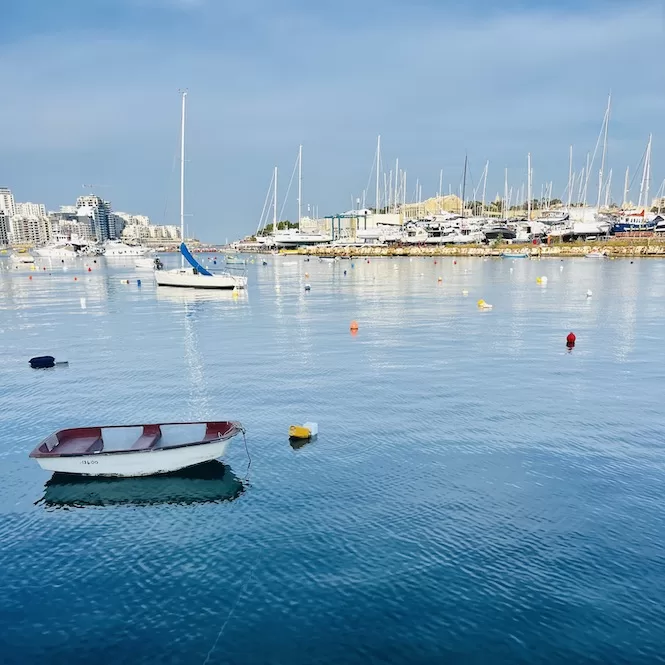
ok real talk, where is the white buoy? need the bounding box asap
[510,267,513,273]
[462,289,469,296]
[541,276,548,284]
[560,265,564,271]
[586,290,593,298]
[80,297,86,309]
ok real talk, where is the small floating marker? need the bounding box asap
[453,260,457,265]
[586,290,593,298]
[29,275,32,280]
[350,320,359,332]
[43,267,46,270]
[304,283,311,291]
[63,266,68,272]
[137,279,142,287]
[510,267,513,273]
[477,299,493,310]
[344,270,347,275]
[560,265,564,271]
[88,267,92,272]
[74,277,78,281]
[80,297,86,309]
[305,272,309,278]
[351,263,354,268]
[566,332,576,348]
[434,261,437,265]
[232,289,239,299]
[541,276,548,283]
[213,260,217,265]
[438,277,442,283]
[462,289,469,296]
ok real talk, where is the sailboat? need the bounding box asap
[155,92,248,290]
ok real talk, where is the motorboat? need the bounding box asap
[9,252,35,264]
[273,230,332,248]
[502,250,529,259]
[585,250,607,259]
[34,243,79,258]
[103,240,151,257]
[135,256,157,269]
[29,420,244,477]
[155,243,247,289]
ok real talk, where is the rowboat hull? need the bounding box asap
[33,438,231,477]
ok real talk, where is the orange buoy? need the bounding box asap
[350,320,359,332]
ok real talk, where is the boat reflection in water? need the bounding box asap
[38,461,245,509]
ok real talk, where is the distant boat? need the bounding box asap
[135,256,156,269]
[30,421,244,477]
[502,251,529,259]
[225,255,246,265]
[154,93,247,291]
[104,241,151,257]
[585,250,607,259]
[10,252,35,264]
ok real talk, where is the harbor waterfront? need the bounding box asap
[239,238,665,258]
[2,253,665,663]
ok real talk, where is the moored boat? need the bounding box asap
[502,250,529,259]
[30,421,244,477]
[585,250,607,259]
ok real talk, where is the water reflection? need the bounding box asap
[37,461,245,509]
[155,286,248,304]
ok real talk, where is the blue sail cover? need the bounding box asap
[180,242,213,276]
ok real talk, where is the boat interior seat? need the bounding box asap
[131,424,162,450]
[86,438,104,454]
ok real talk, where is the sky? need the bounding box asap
[1,0,664,242]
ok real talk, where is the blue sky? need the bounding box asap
[1,0,663,241]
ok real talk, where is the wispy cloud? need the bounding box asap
[0,1,663,238]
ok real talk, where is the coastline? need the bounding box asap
[240,240,665,258]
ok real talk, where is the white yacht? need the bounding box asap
[272,230,332,248]
[9,252,35,264]
[103,240,151,257]
[34,242,80,258]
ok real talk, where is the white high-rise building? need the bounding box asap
[9,216,52,245]
[76,195,114,241]
[15,202,47,218]
[0,211,10,246]
[0,187,15,217]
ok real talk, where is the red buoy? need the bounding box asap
[88,267,92,272]
[566,332,576,347]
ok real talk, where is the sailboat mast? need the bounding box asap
[273,166,278,230]
[623,166,630,208]
[439,169,443,200]
[639,136,650,209]
[481,161,488,217]
[461,155,467,217]
[179,91,187,268]
[567,145,573,210]
[298,144,302,227]
[604,169,613,208]
[645,134,652,210]
[504,168,508,220]
[527,153,532,220]
[375,135,381,213]
[597,93,611,209]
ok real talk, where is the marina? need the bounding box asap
[3,253,665,663]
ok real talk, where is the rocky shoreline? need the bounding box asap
[252,241,665,258]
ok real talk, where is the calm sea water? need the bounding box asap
[2,253,665,664]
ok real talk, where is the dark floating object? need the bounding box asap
[30,356,54,369]
[566,332,576,348]
[29,356,68,369]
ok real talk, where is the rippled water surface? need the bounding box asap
[2,253,665,664]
